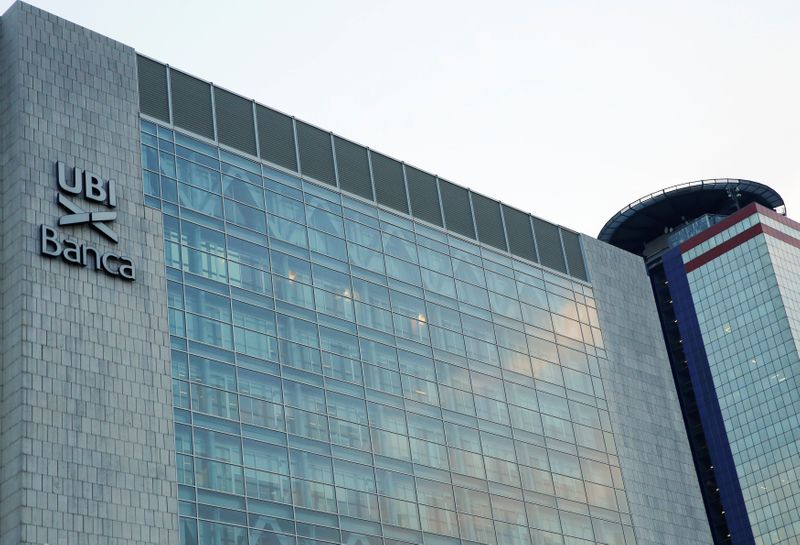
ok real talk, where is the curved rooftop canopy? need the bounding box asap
[599,179,785,255]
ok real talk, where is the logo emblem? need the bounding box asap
[40,161,135,281]
[56,161,118,243]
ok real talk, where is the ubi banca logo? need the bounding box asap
[40,161,136,281]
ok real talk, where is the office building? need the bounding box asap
[1,3,711,545]
[600,182,798,545]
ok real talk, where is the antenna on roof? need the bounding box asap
[726,184,742,211]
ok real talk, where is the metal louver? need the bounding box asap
[170,69,214,139]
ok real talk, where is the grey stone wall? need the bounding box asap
[582,236,713,545]
[0,4,24,544]
[0,3,177,545]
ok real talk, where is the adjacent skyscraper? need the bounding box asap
[601,181,798,545]
[2,3,713,545]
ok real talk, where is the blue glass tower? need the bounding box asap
[602,183,799,545]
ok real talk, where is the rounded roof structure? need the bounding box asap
[599,179,785,255]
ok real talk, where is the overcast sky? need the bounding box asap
[6,0,800,236]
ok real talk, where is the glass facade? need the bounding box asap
[681,213,800,545]
[140,118,638,545]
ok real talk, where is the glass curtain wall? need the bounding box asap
[140,119,637,545]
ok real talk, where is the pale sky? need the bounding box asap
[6,0,800,237]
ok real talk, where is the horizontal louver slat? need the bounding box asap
[439,180,475,239]
[503,205,537,262]
[531,217,567,274]
[137,55,169,123]
[335,136,372,200]
[406,166,442,227]
[297,121,336,186]
[214,88,256,156]
[471,193,507,251]
[561,230,587,281]
[170,70,214,139]
[256,105,298,172]
[371,152,408,214]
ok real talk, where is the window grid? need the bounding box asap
[142,119,636,545]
